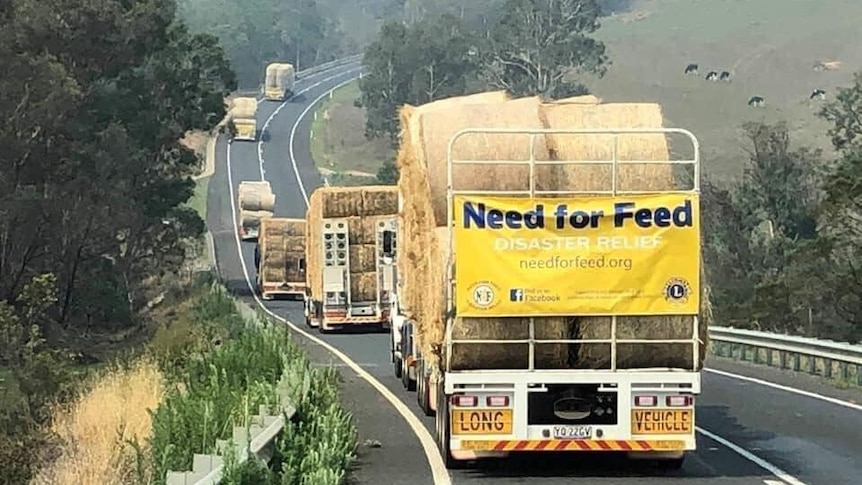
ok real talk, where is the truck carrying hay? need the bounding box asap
[257,218,306,299]
[227,97,258,141]
[264,62,296,100]
[237,181,275,240]
[305,186,398,301]
[397,93,708,372]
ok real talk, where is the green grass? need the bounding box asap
[309,80,395,182]
[585,0,862,180]
[188,176,209,220]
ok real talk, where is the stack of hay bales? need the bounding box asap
[397,91,710,373]
[537,100,709,370]
[259,218,305,283]
[306,186,398,303]
[230,97,258,120]
[238,181,275,232]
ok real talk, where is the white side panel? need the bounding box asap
[323,267,345,292]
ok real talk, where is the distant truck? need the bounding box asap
[303,187,399,332]
[255,217,307,300]
[237,181,275,241]
[264,63,296,101]
[227,97,258,141]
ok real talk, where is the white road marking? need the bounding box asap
[256,68,362,182]
[706,368,862,412]
[286,76,358,205]
[697,427,807,485]
[765,480,788,485]
[225,72,453,485]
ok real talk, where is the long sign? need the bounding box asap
[452,194,700,317]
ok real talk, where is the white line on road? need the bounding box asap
[287,76,359,205]
[256,68,362,181]
[697,428,807,485]
[705,368,862,412]
[226,73,453,484]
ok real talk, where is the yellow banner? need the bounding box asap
[453,194,701,317]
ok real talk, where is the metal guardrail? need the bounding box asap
[164,402,295,485]
[709,326,862,386]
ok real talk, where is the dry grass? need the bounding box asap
[588,0,862,181]
[33,358,164,485]
[310,81,395,176]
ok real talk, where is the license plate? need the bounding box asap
[451,409,513,435]
[632,408,693,435]
[552,425,592,439]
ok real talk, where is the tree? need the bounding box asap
[702,123,823,334]
[359,14,479,143]
[479,0,608,99]
[816,74,862,340]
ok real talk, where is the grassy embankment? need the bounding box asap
[309,80,395,186]
[31,129,357,484]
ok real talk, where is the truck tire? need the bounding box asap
[416,361,434,416]
[401,358,415,391]
[436,379,468,469]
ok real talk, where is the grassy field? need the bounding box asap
[587,0,862,180]
[309,80,395,185]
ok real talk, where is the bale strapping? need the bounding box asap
[361,186,399,215]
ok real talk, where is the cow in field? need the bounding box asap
[685,63,699,75]
[810,89,826,100]
[748,96,765,108]
[719,71,731,82]
[705,71,719,81]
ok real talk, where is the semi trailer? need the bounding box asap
[392,127,703,470]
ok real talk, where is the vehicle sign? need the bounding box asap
[632,408,693,435]
[451,409,513,435]
[552,425,593,439]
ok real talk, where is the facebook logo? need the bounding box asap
[509,288,525,302]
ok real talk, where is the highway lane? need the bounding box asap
[206,61,861,485]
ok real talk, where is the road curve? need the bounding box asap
[206,61,862,485]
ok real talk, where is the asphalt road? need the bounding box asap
[206,61,862,485]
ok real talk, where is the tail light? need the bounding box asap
[486,396,510,407]
[451,395,478,407]
[666,395,693,407]
[634,395,657,407]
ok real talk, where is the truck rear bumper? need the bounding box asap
[444,370,700,454]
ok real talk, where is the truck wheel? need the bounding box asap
[416,361,434,416]
[394,356,403,378]
[436,379,468,469]
[401,358,415,391]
